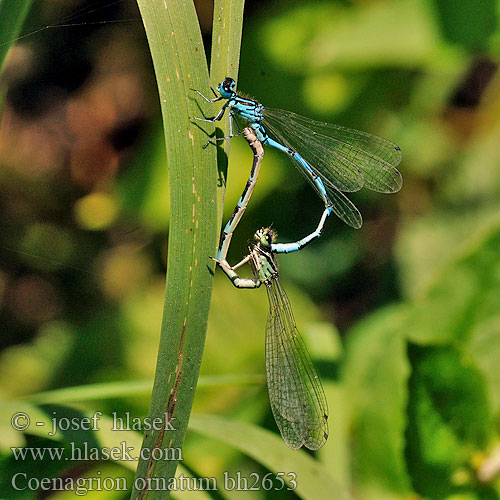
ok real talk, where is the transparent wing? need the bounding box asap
[263,107,402,194]
[265,278,329,450]
[262,116,363,228]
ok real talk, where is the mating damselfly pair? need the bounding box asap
[193,78,402,450]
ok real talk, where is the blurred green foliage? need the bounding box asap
[1,0,500,499]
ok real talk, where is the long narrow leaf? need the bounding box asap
[24,374,265,404]
[131,0,244,498]
[0,0,34,72]
[210,0,245,219]
[131,1,215,497]
[189,414,348,500]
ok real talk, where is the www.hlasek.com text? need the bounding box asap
[11,442,182,462]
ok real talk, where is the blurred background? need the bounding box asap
[1,0,500,498]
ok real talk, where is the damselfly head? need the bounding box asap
[254,226,277,247]
[218,77,236,98]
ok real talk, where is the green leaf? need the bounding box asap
[132,0,213,494]
[443,114,500,205]
[467,313,500,413]
[260,0,451,72]
[208,0,245,228]
[210,0,245,86]
[434,0,498,50]
[406,346,491,499]
[346,221,500,497]
[189,414,347,500]
[405,219,500,345]
[342,305,411,494]
[23,374,265,405]
[130,0,244,497]
[0,0,34,71]
[395,206,500,299]
[317,382,351,494]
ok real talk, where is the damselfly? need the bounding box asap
[215,128,328,450]
[216,226,329,450]
[193,77,402,230]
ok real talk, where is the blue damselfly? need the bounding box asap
[193,77,402,231]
